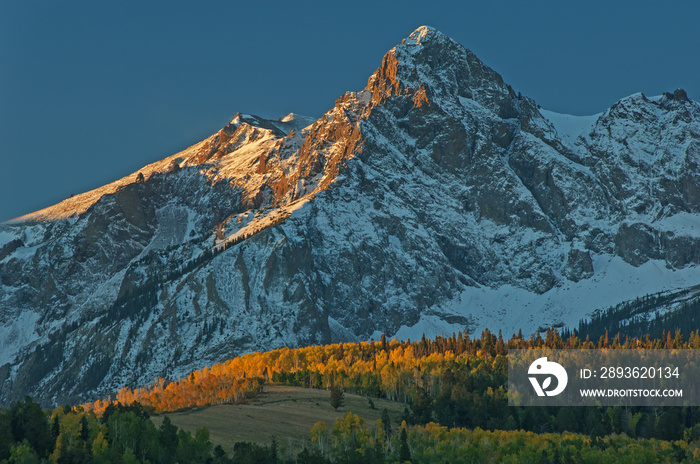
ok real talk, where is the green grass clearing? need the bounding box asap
[151,385,407,455]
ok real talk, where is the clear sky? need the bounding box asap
[2,1,699,221]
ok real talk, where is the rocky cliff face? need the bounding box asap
[2,26,700,406]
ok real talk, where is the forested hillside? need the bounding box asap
[577,291,700,341]
[4,330,700,462]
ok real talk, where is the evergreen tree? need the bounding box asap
[10,397,52,459]
[410,387,432,424]
[398,428,411,463]
[0,410,12,462]
[296,447,329,464]
[159,416,179,464]
[213,444,227,462]
[269,435,279,464]
[79,415,90,443]
[659,408,683,441]
[381,408,392,437]
[330,387,344,412]
[50,414,60,443]
[556,407,579,433]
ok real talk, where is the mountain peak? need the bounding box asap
[3,26,700,408]
[366,26,518,119]
[403,25,447,46]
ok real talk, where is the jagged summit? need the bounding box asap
[404,25,449,45]
[229,112,266,126]
[668,88,690,102]
[1,27,699,407]
[366,25,517,120]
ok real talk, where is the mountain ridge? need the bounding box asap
[1,26,700,406]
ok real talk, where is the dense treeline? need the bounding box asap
[87,327,700,412]
[9,330,700,462]
[577,291,700,341]
[308,412,700,464]
[0,397,229,463]
[82,328,700,445]
[6,397,700,463]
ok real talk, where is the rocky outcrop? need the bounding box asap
[1,26,700,407]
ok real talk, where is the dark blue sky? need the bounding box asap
[2,1,699,221]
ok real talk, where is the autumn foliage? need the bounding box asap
[84,327,700,418]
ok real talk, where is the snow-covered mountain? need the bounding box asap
[1,26,700,406]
